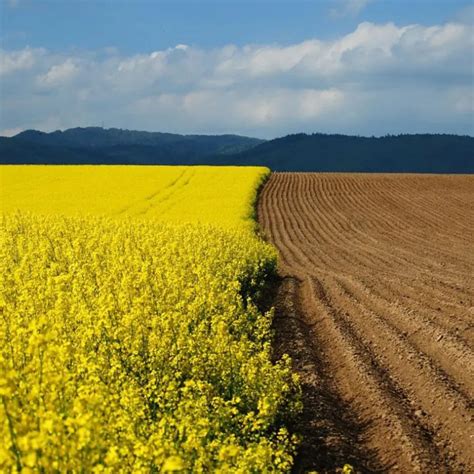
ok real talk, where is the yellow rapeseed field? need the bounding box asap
[0,166,300,472]
[0,165,266,229]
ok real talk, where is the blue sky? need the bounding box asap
[2,1,471,53]
[1,0,473,137]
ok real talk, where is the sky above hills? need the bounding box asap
[1,0,473,138]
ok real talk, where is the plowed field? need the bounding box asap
[258,173,474,473]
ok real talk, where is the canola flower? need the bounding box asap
[0,166,300,472]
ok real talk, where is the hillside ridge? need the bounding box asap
[1,128,473,173]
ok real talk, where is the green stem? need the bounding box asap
[1,395,22,472]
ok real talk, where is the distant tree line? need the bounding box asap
[1,128,472,173]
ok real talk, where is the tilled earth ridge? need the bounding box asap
[258,173,474,473]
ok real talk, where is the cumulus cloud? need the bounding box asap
[37,59,80,87]
[132,88,344,131]
[0,21,473,137]
[0,47,43,76]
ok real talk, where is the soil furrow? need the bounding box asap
[337,275,474,394]
[304,276,444,472]
[259,173,474,472]
[323,277,474,470]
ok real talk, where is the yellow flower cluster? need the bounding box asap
[0,166,300,472]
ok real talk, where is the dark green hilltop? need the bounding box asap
[1,127,473,173]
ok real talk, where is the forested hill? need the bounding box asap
[0,127,264,164]
[214,133,474,173]
[1,128,473,173]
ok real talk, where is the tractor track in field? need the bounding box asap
[258,173,474,473]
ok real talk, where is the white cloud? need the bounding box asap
[0,47,42,76]
[1,22,473,137]
[133,87,344,130]
[37,59,80,87]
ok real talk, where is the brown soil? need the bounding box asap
[258,173,474,473]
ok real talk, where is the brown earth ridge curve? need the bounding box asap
[258,173,474,473]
